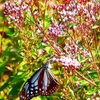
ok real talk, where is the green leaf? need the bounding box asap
[9,81,23,96]
[1,46,13,56]
[78,54,82,62]
[86,90,95,95]
[80,57,90,63]
[82,64,90,73]
[32,96,42,100]
[39,1,45,10]
[97,32,100,39]
[44,15,51,29]
[0,56,9,76]
[88,71,98,79]
[45,46,52,53]
[0,99,5,100]
[95,46,100,58]
[92,25,98,29]
[5,27,18,37]
[68,86,75,97]
[51,69,60,75]
[79,80,89,86]
[11,72,29,83]
[18,39,23,48]
[40,96,47,100]
[0,79,10,91]
[25,11,35,25]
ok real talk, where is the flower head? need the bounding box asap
[4,1,28,24]
[48,22,64,41]
[53,0,100,35]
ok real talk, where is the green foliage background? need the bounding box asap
[0,0,100,100]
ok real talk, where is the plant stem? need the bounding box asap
[34,16,61,56]
[75,70,97,87]
[33,14,97,87]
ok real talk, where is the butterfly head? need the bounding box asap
[42,63,52,69]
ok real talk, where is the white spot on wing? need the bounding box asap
[30,91,33,94]
[35,86,38,90]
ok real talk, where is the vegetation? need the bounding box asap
[0,0,100,100]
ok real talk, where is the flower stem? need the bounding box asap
[75,70,97,87]
[34,15,61,56]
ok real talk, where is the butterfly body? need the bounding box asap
[20,64,59,100]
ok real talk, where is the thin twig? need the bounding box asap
[75,70,97,87]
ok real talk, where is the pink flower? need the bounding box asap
[64,39,78,58]
[52,4,65,10]
[4,1,28,24]
[53,0,100,35]
[76,82,81,87]
[48,22,64,41]
[56,56,80,69]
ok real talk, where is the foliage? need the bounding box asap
[0,0,100,100]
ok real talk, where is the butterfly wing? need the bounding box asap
[38,68,59,96]
[20,64,59,100]
[20,68,43,100]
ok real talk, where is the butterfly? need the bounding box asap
[20,63,59,100]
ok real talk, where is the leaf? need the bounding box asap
[9,81,23,96]
[45,46,52,53]
[0,56,9,76]
[87,71,98,79]
[80,57,90,63]
[82,64,90,73]
[95,46,100,58]
[68,86,75,97]
[32,96,42,100]
[86,90,95,95]
[11,72,29,83]
[0,96,5,100]
[1,46,13,56]
[39,1,45,10]
[78,54,82,62]
[40,96,47,100]
[92,25,98,29]
[51,70,60,75]
[97,32,100,39]
[79,80,89,86]
[44,15,51,29]
[18,39,23,48]
[5,27,18,37]
[25,11,35,25]
[0,79,10,91]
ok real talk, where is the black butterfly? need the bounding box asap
[20,63,59,100]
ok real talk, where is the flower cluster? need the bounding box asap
[64,39,90,59]
[53,39,91,70]
[64,39,78,58]
[4,1,28,24]
[52,4,65,11]
[56,56,80,70]
[53,0,100,35]
[48,22,64,41]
